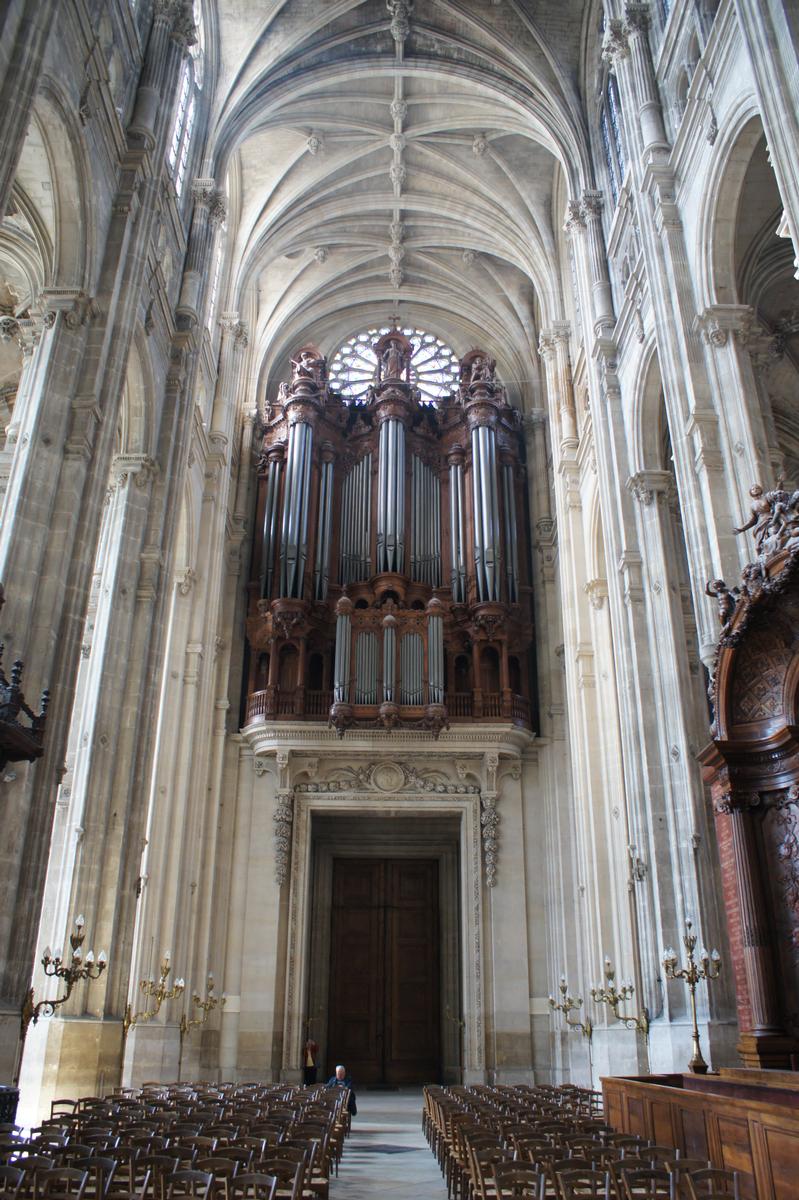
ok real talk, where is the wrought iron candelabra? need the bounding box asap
[591,956,650,1037]
[22,915,107,1031]
[662,919,722,1074]
[123,951,185,1038]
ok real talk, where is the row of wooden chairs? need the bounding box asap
[0,1082,352,1200]
[423,1084,742,1200]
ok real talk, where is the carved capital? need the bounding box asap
[602,19,630,67]
[563,199,586,236]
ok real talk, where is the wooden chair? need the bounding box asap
[139,1155,180,1200]
[0,1167,23,1198]
[471,1145,513,1200]
[195,1158,240,1200]
[492,1162,545,1198]
[258,1163,302,1200]
[36,1168,89,1200]
[68,1158,116,1200]
[684,1170,741,1200]
[166,1171,213,1200]
[619,1167,674,1199]
[228,1176,277,1200]
[555,1169,611,1200]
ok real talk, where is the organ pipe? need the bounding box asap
[340,454,372,584]
[502,462,519,603]
[428,613,444,704]
[279,420,313,598]
[383,620,396,702]
[471,424,501,602]
[449,460,466,602]
[333,611,352,702]
[313,456,334,600]
[355,631,378,704]
[377,418,405,572]
[400,633,424,705]
[411,455,442,585]
[260,454,282,599]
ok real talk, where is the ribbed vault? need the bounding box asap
[207,0,594,408]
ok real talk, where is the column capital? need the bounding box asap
[563,199,586,237]
[580,190,605,222]
[602,19,630,68]
[694,305,755,348]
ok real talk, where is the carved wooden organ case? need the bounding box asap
[245,331,535,736]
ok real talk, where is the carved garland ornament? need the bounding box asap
[274,790,294,887]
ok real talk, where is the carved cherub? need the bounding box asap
[705,578,740,628]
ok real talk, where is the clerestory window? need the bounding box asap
[599,74,626,207]
[167,1,204,198]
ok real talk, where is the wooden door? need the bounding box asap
[327,858,440,1084]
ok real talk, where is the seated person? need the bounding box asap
[325,1062,357,1115]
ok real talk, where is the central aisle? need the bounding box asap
[330,1090,448,1200]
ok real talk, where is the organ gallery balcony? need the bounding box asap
[243,687,532,730]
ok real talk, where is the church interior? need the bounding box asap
[2,0,799,1191]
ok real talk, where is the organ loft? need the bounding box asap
[245,331,535,738]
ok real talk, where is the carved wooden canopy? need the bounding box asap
[700,490,799,1069]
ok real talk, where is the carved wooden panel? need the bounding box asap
[731,629,792,723]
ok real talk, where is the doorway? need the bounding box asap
[328,858,440,1084]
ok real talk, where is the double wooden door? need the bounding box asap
[327,857,440,1085]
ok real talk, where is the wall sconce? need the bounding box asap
[22,915,106,1031]
[123,951,185,1039]
[591,955,650,1037]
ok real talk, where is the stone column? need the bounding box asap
[602,6,740,665]
[0,0,196,1084]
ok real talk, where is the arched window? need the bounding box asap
[167,1,204,198]
[599,74,626,207]
[328,326,460,404]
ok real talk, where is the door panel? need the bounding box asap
[327,857,440,1084]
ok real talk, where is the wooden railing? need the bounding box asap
[245,688,532,728]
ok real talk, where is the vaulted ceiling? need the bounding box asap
[207,0,598,405]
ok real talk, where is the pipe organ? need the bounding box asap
[246,331,534,736]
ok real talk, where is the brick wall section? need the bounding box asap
[714,803,753,1033]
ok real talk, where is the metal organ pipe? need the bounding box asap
[471,424,501,602]
[339,454,372,584]
[427,611,444,704]
[333,610,351,702]
[502,462,519,603]
[449,458,466,602]
[411,455,441,585]
[313,455,334,601]
[355,631,378,704]
[260,453,282,599]
[383,619,396,702]
[400,633,424,705]
[377,418,405,573]
[279,419,313,598]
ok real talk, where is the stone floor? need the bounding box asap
[331,1090,447,1200]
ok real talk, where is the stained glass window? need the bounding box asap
[328,327,461,404]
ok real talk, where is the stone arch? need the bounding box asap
[699,105,765,308]
[117,335,155,459]
[33,79,92,289]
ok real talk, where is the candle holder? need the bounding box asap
[179,974,225,1039]
[548,976,593,1041]
[662,919,722,1074]
[123,951,185,1038]
[22,915,107,1031]
[549,975,594,1080]
[591,955,649,1037]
